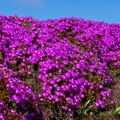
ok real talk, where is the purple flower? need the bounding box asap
[0,113,5,120]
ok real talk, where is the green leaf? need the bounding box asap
[115,106,120,115]
[24,111,29,115]
[8,102,17,109]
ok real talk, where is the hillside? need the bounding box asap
[0,15,120,120]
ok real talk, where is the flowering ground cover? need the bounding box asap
[0,15,120,120]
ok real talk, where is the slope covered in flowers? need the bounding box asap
[0,15,120,120]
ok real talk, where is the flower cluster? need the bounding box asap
[0,64,43,119]
[0,15,120,119]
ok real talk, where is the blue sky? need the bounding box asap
[0,0,120,23]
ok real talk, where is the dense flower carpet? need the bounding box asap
[0,15,120,120]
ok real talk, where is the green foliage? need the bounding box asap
[21,22,33,28]
[76,99,97,119]
[8,102,17,110]
[24,110,29,116]
[115,105,120,116]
